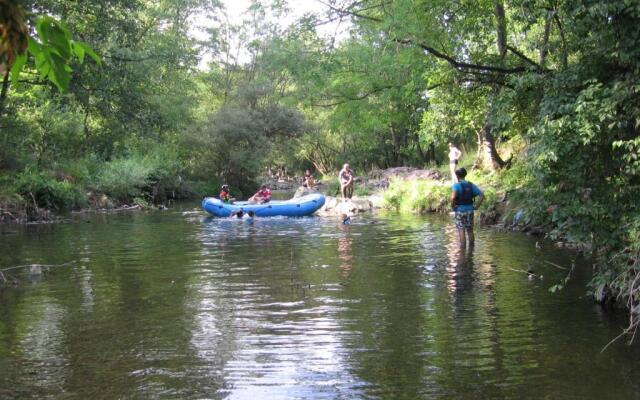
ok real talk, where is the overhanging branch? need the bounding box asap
[321,1,531,75]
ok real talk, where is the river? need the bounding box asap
[0,203,639,399]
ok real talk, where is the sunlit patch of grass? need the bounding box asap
[382,178,450,213]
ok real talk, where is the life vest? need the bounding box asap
[455,181,474,206]
[220,190,230,202]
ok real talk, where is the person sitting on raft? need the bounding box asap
[219,184,235,203]
[302,169,315,188]
[249,185,272,204]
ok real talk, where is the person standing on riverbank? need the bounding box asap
[451,168,483,246]
[339,163,354,200]
[448,143,462,182]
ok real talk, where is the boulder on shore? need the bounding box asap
[317,196,373,216]
[293,186,318,198]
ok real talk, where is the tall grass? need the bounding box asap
[96,146,186,203]
[382,178,450,213]
[96,157,154,203]
[382,172,498,215]
[13,170,86,211]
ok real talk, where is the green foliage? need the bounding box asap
[96,146,185,203]
[320,176,341,197]
[13,170,84,211]
[11,16,100,91]
[382,179,451,214]
[187,95,306,194]
[354,185,372,197]
[96,157,153,203]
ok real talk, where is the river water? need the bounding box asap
[0,203,638,399]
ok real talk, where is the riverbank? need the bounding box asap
[0,191,177,224]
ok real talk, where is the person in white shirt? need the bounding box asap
[448,142,462,182]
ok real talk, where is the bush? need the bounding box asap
[57,155,103,186]
[321,176,341,196]
[382,178,451,213]
[96,157,153,203]
[354,184,372,197]
[95,146,186,203]
[14,170,84,211]
[141,146,187,200]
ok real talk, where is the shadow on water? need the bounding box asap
[0,204,639,399]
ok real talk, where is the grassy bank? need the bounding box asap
[0,147,214,222]
[380,168,499,215]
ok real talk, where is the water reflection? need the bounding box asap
[337,225,353,277]
[446,226,475,294]
[0,207,639,399]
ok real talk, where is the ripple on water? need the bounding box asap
[1,209,639,399]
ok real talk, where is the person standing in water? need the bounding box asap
[448,142,462,182]
[451,168,483,247]
[339,163,354,200]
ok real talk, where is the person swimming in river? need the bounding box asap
[231,210,244,218]
[340,213,351,225]
[219,184,235,203]
[245,210,255,222]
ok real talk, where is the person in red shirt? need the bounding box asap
[249,185,272,204]
[219,184,235,203]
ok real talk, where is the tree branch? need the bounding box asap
[506,45,549,72]
[313,85,392,107]
[103,54,158,63]
[18,79,49,85]
[320,1,529,75]
[313,82,442,107]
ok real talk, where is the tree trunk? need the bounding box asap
[540,10,553,66]
[473,129,484,169]
[494,0,507,58]
[0,71,10,120]
[473,0,507,171]
[480,118,505,169]
[389,125,400,165]
[414,132,428,164]
[83,100,91,148]
[429,143,436,163]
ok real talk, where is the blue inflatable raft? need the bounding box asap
[202,193,326,217]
